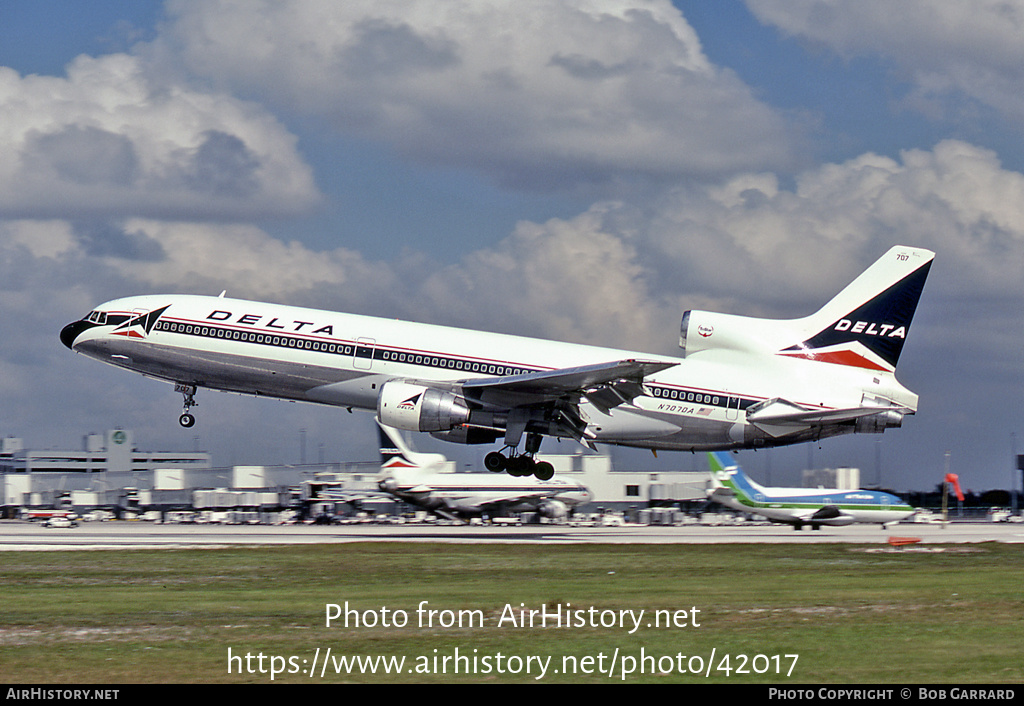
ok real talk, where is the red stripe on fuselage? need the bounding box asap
[777,349,889,371]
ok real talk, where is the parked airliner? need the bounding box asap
[706,451,916,529]
[61,246,933,479]
[321,422,591,520]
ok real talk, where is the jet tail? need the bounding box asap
[707,451,733,475]
[681,246,934,374]
[378,423,417,471]
[778,246,934,372]
[376,420,449,475]
[707,451,763,501]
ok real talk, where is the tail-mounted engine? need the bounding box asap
[377,381,471,433]
[679,310,784,358]
[854,409,903,434]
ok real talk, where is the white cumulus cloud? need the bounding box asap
[26,141,1024,358]
[746,0,1024,125]
[160,0,800,186]
[0,54,319,220]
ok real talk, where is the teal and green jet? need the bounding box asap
[707,452,915,530]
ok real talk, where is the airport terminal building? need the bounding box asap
[0,427,712,520]
[0,429,212,516]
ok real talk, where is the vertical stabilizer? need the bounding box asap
[778,246,934,372]
[708,451,766,501]
[708,451,735,474]
[377,420,449,475]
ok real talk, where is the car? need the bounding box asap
[987,507,1012,523]
[42,516,78,528]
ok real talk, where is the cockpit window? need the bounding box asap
[87,311,108,325]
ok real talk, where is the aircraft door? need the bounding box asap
[354,337,376,370]
[724,392,741,421]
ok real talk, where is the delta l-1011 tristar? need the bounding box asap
[61,246,933,481]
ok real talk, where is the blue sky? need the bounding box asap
[2,1,1023,493]
[0,1,160,72]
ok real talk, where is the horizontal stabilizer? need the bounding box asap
[746,398,908,437]
[747,398,909,425]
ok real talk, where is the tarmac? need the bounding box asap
[2,518,1022,549]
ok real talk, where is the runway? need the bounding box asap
[2,519,1022,549]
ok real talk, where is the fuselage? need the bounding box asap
[709,467,916,526]
[383,471,592,515]
[61,293,918,452]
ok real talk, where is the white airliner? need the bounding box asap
[706,451,916,529]
[61,246,933,480]
[320,422,591,521]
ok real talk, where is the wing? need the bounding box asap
[317,488,392,503]
[465,357,676,415]
[475,491,557,508]
[807,505,856,526]
[460,358,676,445]
[462,359,674,399]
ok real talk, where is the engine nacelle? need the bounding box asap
[537,499,569,520]
[377,382,471,433]
[680,310,792,358]
[430,427,501,445]
[854,410,903,434]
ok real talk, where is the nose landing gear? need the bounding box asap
[175,384,198,428]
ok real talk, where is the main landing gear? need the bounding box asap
[791,522,822,531]
[175,383,197,428]
[483,432,555,480]
[484,451,555,480]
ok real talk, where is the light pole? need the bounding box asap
[1012,433,1019,516]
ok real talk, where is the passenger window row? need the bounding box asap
[155,320,535,377]
[647,385,753,409]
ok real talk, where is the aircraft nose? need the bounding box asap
[60,320,91,350]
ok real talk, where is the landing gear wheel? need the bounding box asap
[486,445,551,478]
[533,461,554,481]
[484,452,506,473]
[179,413,196,428]
[507,455,534,476]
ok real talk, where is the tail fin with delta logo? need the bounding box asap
[680,246,934,374]
[777,246,933,372]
